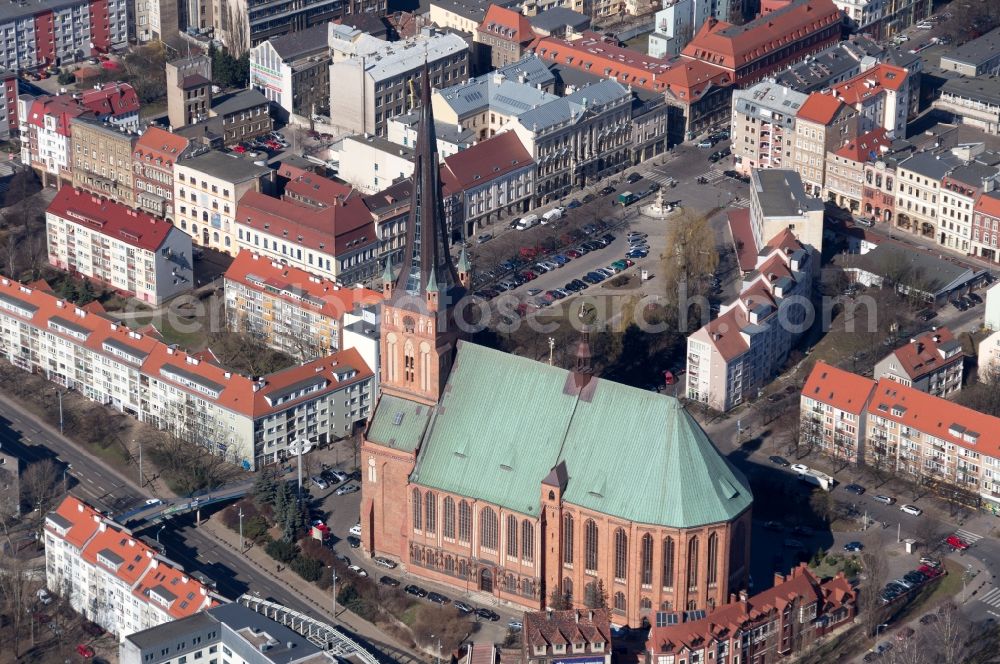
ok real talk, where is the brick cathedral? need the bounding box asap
[360,66,753,626]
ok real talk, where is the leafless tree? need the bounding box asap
[225,0,250,56]
[0,554,35,658]
[928,603,971,664]
[22,459,62,533]
[858,534,890,638]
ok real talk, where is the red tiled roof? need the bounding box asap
[132,562,216,620]
[532,32,675,92]
[728,208,757,271]
[80,82,140,118]
[802,361,876,414]
[796,92,844,124]
[834,127,891,162]
[833,63,908,105]
[47,186,176,252]
[26,95,86,135]
[134,126,190,163]
[524,609,611,649]
[661,57,732,102]
[81,525,155,586]
[441,132,533,191]
[682,0,841,72]
[885,327,962,381]
[45,495,103,548]
[765,227,803,253]
[867,378,1000,460]
[224,249,382,321]
[702,307,750,361]
[238,191,376,258]
[279,164,353,208]
[478,4,535,44]
[975,191,1000,219]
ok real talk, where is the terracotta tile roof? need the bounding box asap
[796,92,844,124]
[833,63,908,105]
[728,208,757,271]
[250,347,373,414]
[132,562,216,620]
[278,164,352,208]
[703,308,750,361]
[79,82,140,118]
[81,525,155,587]
[834,127,891,162]
[47,185,177,252]
[440,131,532,191]
[224,249,382,322]
[237,190,376,258]
[532,32,675,92]
[765,227,803,253]
[523,609,611,649]
[660,57,732,102]
[802,361,876,414]
[867,378,1000,459]
[478,4,535,44]
[45,495,103,548]
[975,191,1000,219]
[25,95,86,135]
[134,126,190,163]
[884,327,963,381]
[682,0,841,72]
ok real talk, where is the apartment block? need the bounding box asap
[335,134,415,194]
[730,81,807,176]
[861,138,915,226]
[133,127,191,221]
[831,63,909,139]
[939,163,1000,254]
[749,169,824,254]
[362,179,412,268]
[0,70,18,140]
[173,151,274,255]
[0,0,128,73]
[79,83,141,131]
[792,93,859,197]
[166,56,213,130]
[0,277,374,467]
[46,186,194,305]
[823,127,891,214]
[475,4,535,69]
[44,496,217,640]
[223,249,382,360]
[972,190,1000,263]
[874,327,964,397]
[70,117,138,208]
[328,24,469,136]
[939,27,1000,77]
[800,361,875,465]
[978,329,1000,381]
[235,191,379,286]
[250,23,331,122]
[933,77,1000,137]
[894,151,961,239]
[686,229,816,411]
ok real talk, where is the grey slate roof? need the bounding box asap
[940,26,1000,68]
[497,55,557,88]
[897,151,963,180]
[941,76,1000,107]
[430,0,519,23]
[436,56,558,118]
[752,169,823,217]
[211,89,270,117]
[772,41,866,92]
[528,7,591,33]
[517,79,629,133]
[266,22,330,61]
[947,162,999,187]
[390,110,477,145]
[183,150,273,183]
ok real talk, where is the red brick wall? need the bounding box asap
[88,0,111,54]
[34,12,55,65]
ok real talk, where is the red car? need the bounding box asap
[520,270,537,281]
[565,249,582,258]
[233,145,247,153]
[918,565,942,578]
[76,644,95,659]
[946,535,970,550]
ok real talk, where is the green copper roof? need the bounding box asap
[367,394,433,453]
[406,342,752,526]
[457,246,470,273]
[381,260,395,286]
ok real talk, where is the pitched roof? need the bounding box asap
[802,361,876,414]
[700,308,751,361]
[867,378,1000,459]
[134,126,190,162]
[832,63,908,105]
[47,186,177,252]
[517,79,630,132]
[834,127,891,162]
[211,89,269,117]
[265,22,330,61]
[883,327,963,381]
[478,4,535,44]
[728,208,758,271]
[796,92,844,124]
[975,191,1000,219]
[278,164,353,208]
[440,131,532,190]
[132,562,214,620]
[524,609,611,649]
[79,82,140,118]
[81,525,155,586]
[660,57,732,103]
[44,495,103,548]
[24,95,87,135]
[532,31,676,92]
[404,342,752,526]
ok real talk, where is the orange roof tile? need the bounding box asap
[728,208,757,272]
[132,563,217,620]
[885,327,962,381]
[81,525,155,586]
[533,32,675,92]
[833,63,908,105]
[47,185,177,252]
[975,191,1000,219]
[703,308,750,361]
[45,494,103,548]
[796,92,844,124]
[478,4,535,44]
[802,361,876,414]
[134,126,190,161]
[834,127,891,162]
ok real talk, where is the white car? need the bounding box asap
[349,523,362,536]
[36,588,53,605]
[790,463,809,474]
[145,498,163,506]
[873,494,895,505]
[900,504,923,516]
[348,564,368,577]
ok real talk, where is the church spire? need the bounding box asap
[392,62,462,309]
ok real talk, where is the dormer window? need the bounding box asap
[553,644,565,653]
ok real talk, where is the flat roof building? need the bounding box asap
[939,27,1000,77]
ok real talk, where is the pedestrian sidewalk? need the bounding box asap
[197,514,422,663]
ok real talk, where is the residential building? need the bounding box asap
[387,111,476,157]
[750,169,824,253]
[235,191,379,286]
[0,278,375,467]
[173,151,274,255]
[69,117,138,207]
[977,329,1000,382]
[166,55,213,130]
[532,32,677,95]
[933,77,1000,138]
[44,496,216,640]
[363,179,413,268]
[894,151,961,239]
[120,603,341,664]
[940,163,1000,253]
[792,93,860,197]
[510,79,631,205]
[863,377,1000,514]
[431,56,558,143]
[874,327,964,397]
[0,69,18,141]
[730,81,807,176]
[986,280,1000,330]
[133,127,191,221]
[659,58,733,145]
[648,0,696,58]
[861,138,915,226]
[686,228,816,411]
[224,250,381,360]
[841,240,980,305]
[328,24,470,136]
[475,4,536,69]
[939,26,1000,77]
[630,91,669,165]
[527,7,589,38]
[645,563,857,662]
[774,39,871,93]
[148,0,181,43]
[522,609,611,664]
[439,130,534,238]
[428,0,519,36]
[831,63,909,139]
[336,134,415,194]
[0,0,128,73]
[277,162,352,209]
[207,89,273,145]
[200,0,361,53]
[250,24,331,122]
[824,127,892,213]
[18,95,87,187]
[973,190,1000,263]
[800,361,875,464]
[79,83,141,131]
[681,0,842,87]
[45,186,194,305]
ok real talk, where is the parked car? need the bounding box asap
[311,476,329,490]
[599,186,616,196]
[844,483,866,495]
[476,608,500,621]
[36,589,53,605]
[404,585,428,597]
[968,292,983,304]
[427,592,450,605]
[567,198,583,208]
[768,455,790,467]
[350,522,362,536]
[843,541,864,552]
[454,601,475,614]
[626,172,642,184]
[790,463,809,474]
[76,645,95,659]
[348,564,368,577]
[874,494,896,505]
[900,504,923,516]
[347,536,361,548]
[919,557,940,567]
[697,140,713,148]
[477,233,493,244]
[916,309,937,322]
[380,575,400,587]
[335,483,359,496]
[946,535,970,550]
[374,556,397,569]
[508,619,524,631]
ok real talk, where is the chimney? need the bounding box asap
[739,589,748,601]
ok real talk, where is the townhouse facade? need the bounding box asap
[18,94,86,186]
[44,496,216,640]
[249,23,331,122]
[173,151,274,255]
[823,127,891,213]
[475,4,535,69]
[132,127,191,221]
[223,249,382,361]
[874,327,964,397]
[363,179,412,268]
[523,609,611,664]
[831,63,909,139]
[938,163,1000,254]
[894,151,960,239]
[69,117,138,207]
[45,186,194,305]
[800,362,875,465]
[792,93,860,197]
[510,79,631,206]
[972,190,1000,263]
[861,140,915,226]
[0,276,374,468]
[730,82,807,176]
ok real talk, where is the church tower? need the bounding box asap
[379,63,466,407]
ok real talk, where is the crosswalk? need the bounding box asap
[976,586,1000,617]
[645,170,678,186]
[954,529,983,544]
[702,167,729,185]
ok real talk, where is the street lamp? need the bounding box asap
[155,525,166,545]
[875,623,889,638]
[62,464,71,493]
[327,565,338,620]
